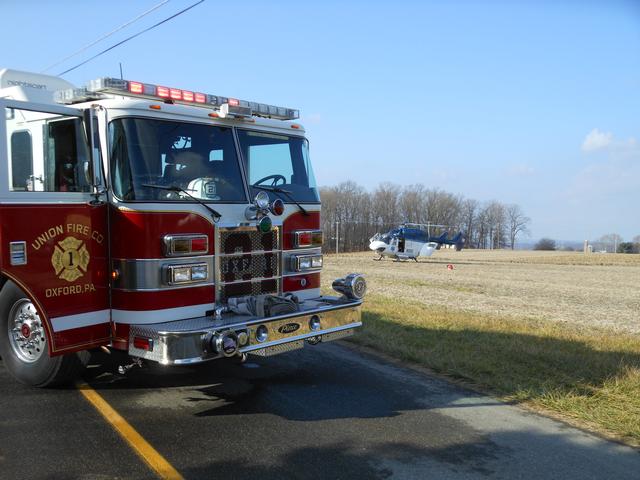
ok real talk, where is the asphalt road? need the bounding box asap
[1,342,640,480]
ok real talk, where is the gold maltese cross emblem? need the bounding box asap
[51,236,90,282]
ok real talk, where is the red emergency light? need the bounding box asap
[54,77,300,121]
[128,81,144,94]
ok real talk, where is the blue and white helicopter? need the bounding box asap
[369,223,464,261]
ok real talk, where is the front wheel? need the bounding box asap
[0,281,88,387]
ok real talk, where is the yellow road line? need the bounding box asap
[77,382,184,480]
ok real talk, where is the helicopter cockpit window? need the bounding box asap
[110,118,246,202]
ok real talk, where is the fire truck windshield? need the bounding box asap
[237,129,320,203]
[109,118,247,202]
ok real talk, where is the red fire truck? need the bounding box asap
[0,68,365,387]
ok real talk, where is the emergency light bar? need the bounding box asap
[54,77,299,121]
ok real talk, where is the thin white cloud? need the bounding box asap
[581,128,613,152]
[568,131,640,202]
[507,163,535,177]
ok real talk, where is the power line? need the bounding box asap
[58,0,205,77]
[42,0,170,74]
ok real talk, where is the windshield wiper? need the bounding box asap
[252,185,309,216]
[141,184,222,221]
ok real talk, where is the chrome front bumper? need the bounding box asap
[127,296,362,365]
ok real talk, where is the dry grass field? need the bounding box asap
[324,249,640,334]
[322,250,640,445]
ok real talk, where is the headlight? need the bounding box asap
[166,263,209,285]
[299,257,312,270]
[255,191,270,209]
[191,264,208,281]
[171,266,192,283]
[291,254,323,272]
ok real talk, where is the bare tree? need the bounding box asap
[598,233,624,253]
[372,182,401,230]
[319,186,338,251]
[320,180,529,253]
[506,204,531,249]
[337,181,371,251]
[460,199,478,248]
[484,201,506,249]
[475,205,489,249]
[424,189,462,228]
[399,184,426,224]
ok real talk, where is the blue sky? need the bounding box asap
[2,0,639,240]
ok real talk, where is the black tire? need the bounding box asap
[0,281,88,387]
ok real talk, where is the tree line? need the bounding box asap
[591,234,640,254]
[319,181,530,253]
[534,234,640,253]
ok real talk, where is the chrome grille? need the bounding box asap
[217,227,281,302]
[220,228,279,253]
[220,252,280,283]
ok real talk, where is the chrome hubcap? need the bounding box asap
[8,300,46,363]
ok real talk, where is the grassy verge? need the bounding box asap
[349,294,640,445]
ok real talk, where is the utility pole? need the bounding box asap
[335,221,340,255]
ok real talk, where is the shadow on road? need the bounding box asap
[82,345,459,422]
[4,339,640,480]
[178,440,502,479]
[175,431,639,480]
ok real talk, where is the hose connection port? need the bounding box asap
[332,273,367,300]
[211,331,240,357]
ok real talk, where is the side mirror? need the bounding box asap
[82,109,94,166]
[82,108,106,200]
[83,160,92,186]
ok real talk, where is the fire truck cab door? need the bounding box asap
[0,99,110,356]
